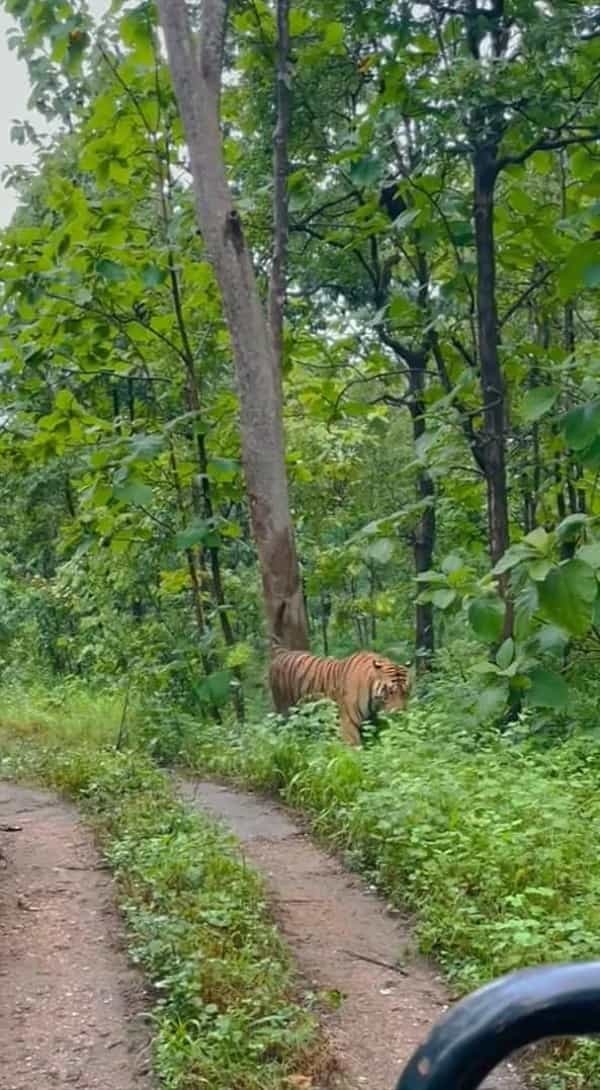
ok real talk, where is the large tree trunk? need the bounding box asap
[157,0,308,649]
[473,151,510,570]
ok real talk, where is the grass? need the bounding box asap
[0,697,326,1090]
[176,695,600,1090]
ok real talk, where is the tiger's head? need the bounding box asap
[371,657,411,713]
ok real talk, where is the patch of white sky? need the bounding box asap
[0,0,107,225]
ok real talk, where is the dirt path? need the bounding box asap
[179,778,523,1090]
[0,782,153,1090]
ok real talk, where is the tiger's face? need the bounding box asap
[372,659,411,713]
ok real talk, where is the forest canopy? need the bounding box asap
[1,0,599,730]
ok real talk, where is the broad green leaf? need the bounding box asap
[96,258,128,283]
[563,401,600,451]
[120,4,155,65]
[524,526,550,553]
[539,559,597,636]
[441,553,464,574]
[55,389,76,412]
[141,264,167,288]
[366,537,394,564]
[322,20,345,47]
[559,241,600,298]
[431,588,456,609]
[468,597,505,643]
[493,543,534,575]
[197,669,233,706]
[477,684,508,720]
[577,542,600,569]
[128,435,164,462]
[393,208,419,231]
[207,458,239,482]
[556,513,588,541]
[350,156,381,187]
[535,625,568,655]
[526,669,569,710]
[521,386,558,423]
[527,558,552,582]
[581,436,600,471]
[175,520,211,550]
[509,186,536,214]
[113,479,153,506]
[496,637,514,671]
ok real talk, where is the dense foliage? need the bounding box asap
[1,0,600,724]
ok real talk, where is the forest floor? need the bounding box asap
[178,778,525,1090]
[0,782,153,1090]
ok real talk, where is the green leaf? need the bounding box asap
[366,537,394,564]
[207,458,239,482]
[140,264,167,288]
[322,20,345,47]
[392,208,419,231]
[535,625,568,655]
[559,241,600,297]
[120,4,155,65]
[197,669,233,707]
[468,597,505,643]
[441,553,464,574]
[577,542,600,569]
[539,559,597,636]
[521,385,559,423]
[128,435,164,462]
[175,520,211,550]
[563,401,600,451]
[96,258,128,283]
[350,156,381,187]
[431,588,456,609]
[477,684,508,720]
[493,543,534,575]
[526,669,569,710]
[556,513,588,541]
[113,479,153,506]
[55,389,76,412]
[527,558,552,582]
[496,637,514,671]
[524,526,550,553]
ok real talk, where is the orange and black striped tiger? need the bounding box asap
[269,644,411,746]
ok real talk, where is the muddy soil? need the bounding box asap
[179,778,524,1090]
[0,782,153,1090]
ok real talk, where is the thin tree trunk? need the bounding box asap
[268,0,291,368]
[407,352,435,669]
[473,151,510,572]
[320,591,331,656]
[158,0,308,650]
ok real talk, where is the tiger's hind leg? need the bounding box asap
[338,708,362,746]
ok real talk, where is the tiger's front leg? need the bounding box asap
[338,708,362,746]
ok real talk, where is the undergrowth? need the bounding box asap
[0,710,322,1090]
[178,691,600,1090]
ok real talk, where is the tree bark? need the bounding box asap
[268,0,291,369]
[473,150,510,570]
[157,0,308,650]
[407,351,435,669]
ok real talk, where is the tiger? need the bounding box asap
[269,643,411,746]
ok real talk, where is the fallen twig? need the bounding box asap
[341,948,409,975]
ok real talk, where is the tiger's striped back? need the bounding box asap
[269,645,410,745]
